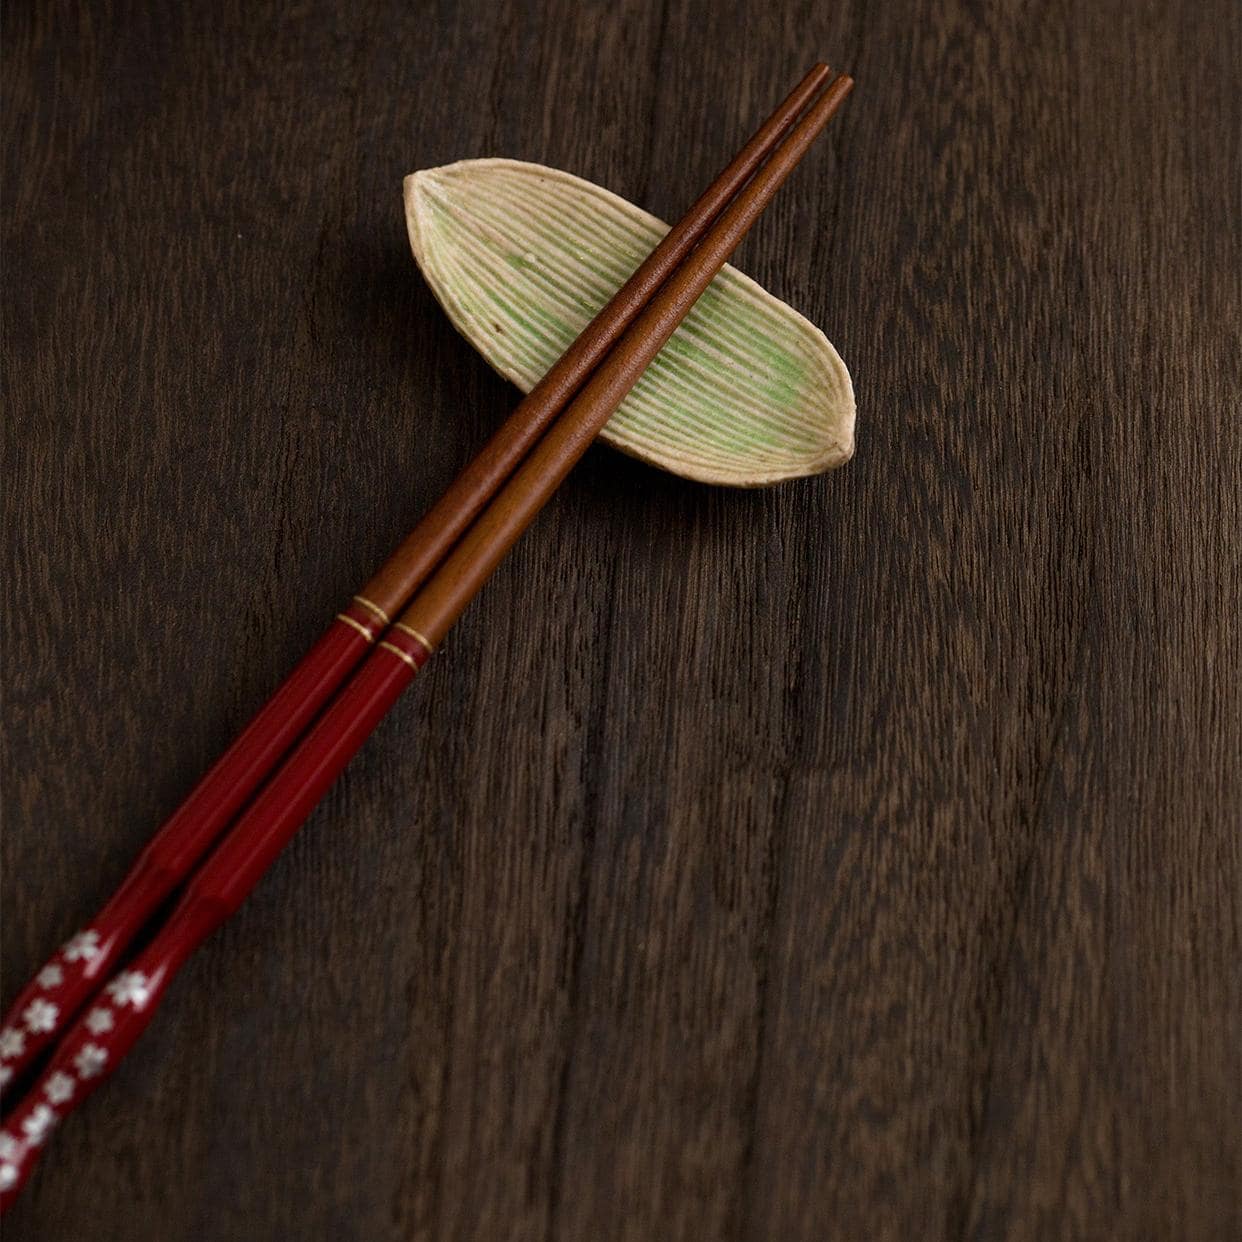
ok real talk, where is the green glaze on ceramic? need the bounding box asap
[404,159,854,486]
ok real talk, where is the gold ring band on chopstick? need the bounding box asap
[335,613,375,642]
[353,595,390,624]
[379,641,420,670]
[393,623,435,654]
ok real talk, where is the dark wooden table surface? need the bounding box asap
[3,2,1239,1239]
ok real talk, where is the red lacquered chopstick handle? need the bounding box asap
[0,633,430,1208]
[0,901,216,1207]
[0,602,384,1094]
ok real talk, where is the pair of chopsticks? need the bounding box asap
[0,64,852,1205]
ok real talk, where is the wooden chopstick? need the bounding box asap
[0,63,833,1098]
[0,69,852,1206]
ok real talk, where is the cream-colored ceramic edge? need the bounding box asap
[403,159,855,487]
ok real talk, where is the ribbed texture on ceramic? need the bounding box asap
[404,159,854,487]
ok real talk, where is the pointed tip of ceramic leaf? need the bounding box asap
[404,159,855,487]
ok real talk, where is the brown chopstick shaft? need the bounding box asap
[358,62,834,618]
[401,73,854,648]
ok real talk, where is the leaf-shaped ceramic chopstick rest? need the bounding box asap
[404,159,854,487]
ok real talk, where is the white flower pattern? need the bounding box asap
[0,1163,16,1192]
[36,963,64,989]
[22,999,58,1034]
[0,1133,17,1161]
[44,1072,74,1105]
[74,1043,108,1079]
[105,970,151,1010]
[0,1027,25,1059]
[85,1007,115,1035]
[0,1066,11,1088]
[63,930,102,962]
[21,1104,55,1146]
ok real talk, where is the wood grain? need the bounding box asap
[2,1,1239,1239]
